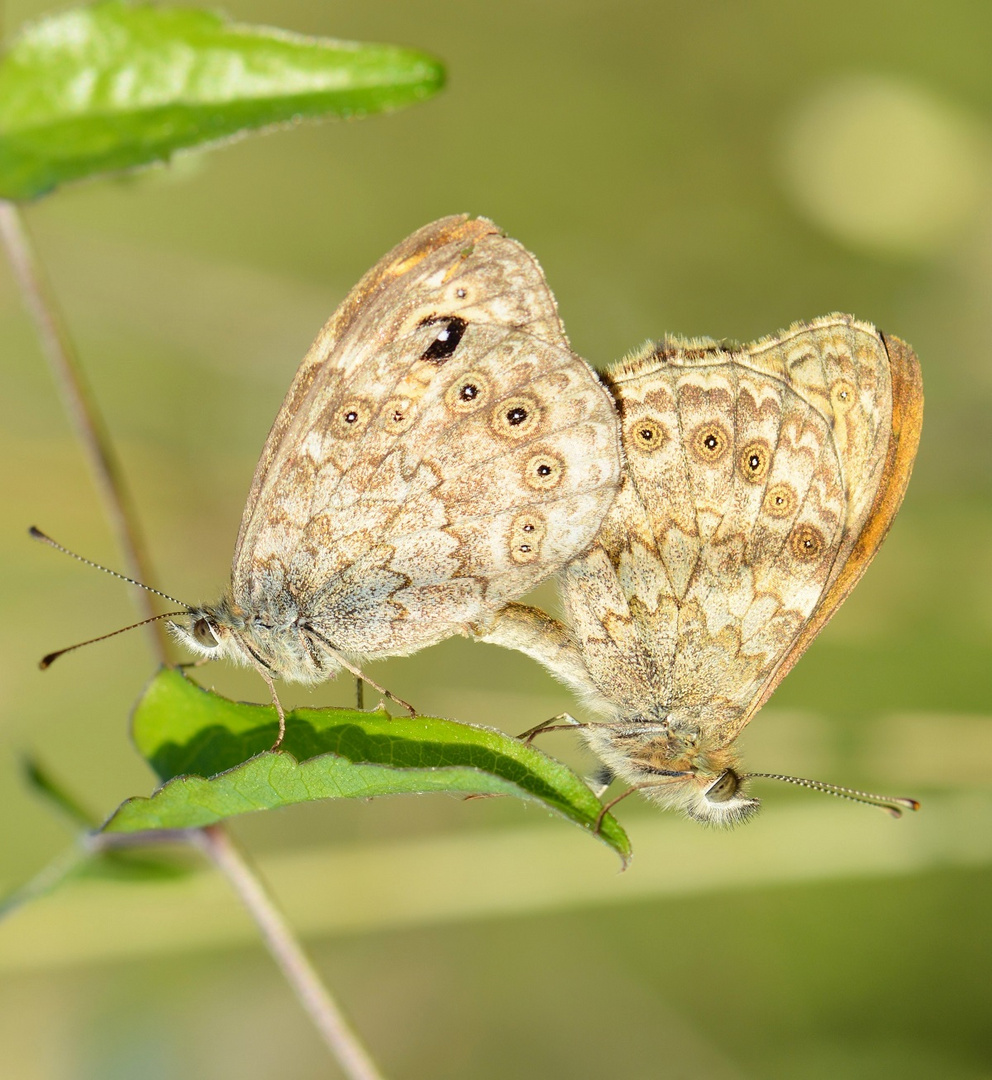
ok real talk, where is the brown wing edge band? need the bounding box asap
[740,331,924,727]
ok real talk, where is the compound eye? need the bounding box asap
[192,618,219,649]
[705,770,740,803]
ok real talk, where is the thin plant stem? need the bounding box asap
[5,201,385,1078]
[194,826,386,1080]
[0,200,167,660]
[0,842,88,920]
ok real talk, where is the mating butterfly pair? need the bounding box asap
[42,216,924,824]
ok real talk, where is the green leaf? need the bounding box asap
[103,668,631,863]
[0,2,445,199]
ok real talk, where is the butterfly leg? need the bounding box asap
[517,712,584,744]
[329,652,415,717]
[594,785,641,834]
[256,668,287,749]
[175,657,212,670]
[304,627,416,716]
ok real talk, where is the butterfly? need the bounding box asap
[483,315,923,823]
[38,216,623,744]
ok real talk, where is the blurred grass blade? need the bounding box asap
[22,755,98,828]
[103,668,631,862]
[0,1,446,199]
[15,757,195,897]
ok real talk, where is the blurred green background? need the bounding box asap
[2,0,991,1077]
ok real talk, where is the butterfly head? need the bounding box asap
[585,714,760,826]
[170,596,347,685]
[684,766,760,826]
[169,598,248,666]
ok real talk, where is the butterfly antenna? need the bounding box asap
[40,612,190,669]
[746,772,920,818]
[30,527,190,607]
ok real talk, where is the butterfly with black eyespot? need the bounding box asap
[36,216,624,747]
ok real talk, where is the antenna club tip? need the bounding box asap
[39,653,57,670]
[29,526,46,540]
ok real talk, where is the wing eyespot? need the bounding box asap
[790,523,825,563]
[491,396,542,438]
[444,370,492,413]
[627,416,668,453]
[509,513,548,564]
[524,451,565,490]
[764,482,797,518]
[738,440,771,483]
[831,378,856,414]
[380,396,416,434]
[330,397,373,439]
[691,422,730,463]
[419,315,468,364]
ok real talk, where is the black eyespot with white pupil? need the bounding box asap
[739,440,771,483]
[537,463,551,476]
[790,523,825,562]
[510,512,547,564]
[494,395,541,438]
[692,422,730,462]
[420,315,468,363]
[344,410,358,424]
[629,417,667,453]
[460,383,478,401]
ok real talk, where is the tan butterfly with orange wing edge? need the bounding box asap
[36,216,622,744]
[483,314,923,823]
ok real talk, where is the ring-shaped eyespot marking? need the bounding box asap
[627,416,668,453]
[790,523,825,563]
[192,618,219,649]
[509,512,548,565]
[691,422,730,464]
[380,396,416,434]
[330,397,374,439]
[831,378,857,413]
[738,440,772,483]
[524,451,565,491]
[445,370,492,413]
[764,482,797,519]
[492,396,542,439]
[419,315,468,364]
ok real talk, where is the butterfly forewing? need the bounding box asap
[224,215,622,668]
